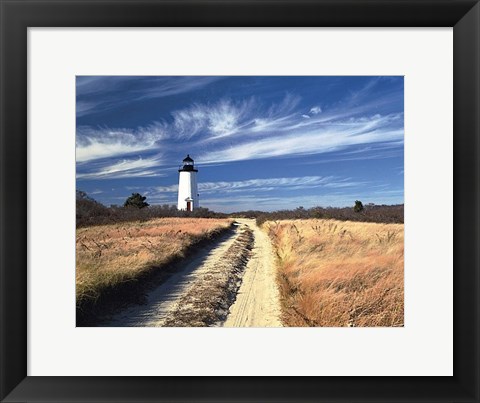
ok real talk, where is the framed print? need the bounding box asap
[73,74,406,329]
[1,1,479,402]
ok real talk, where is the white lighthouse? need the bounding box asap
[177,154,199,211]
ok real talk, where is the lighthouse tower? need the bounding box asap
[177,154,199,211]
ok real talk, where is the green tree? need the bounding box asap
[124,193,149,209]
[353,200,364,213]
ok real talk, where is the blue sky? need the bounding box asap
[76,76,404,213]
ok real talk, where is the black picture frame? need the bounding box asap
[1,1,479,402]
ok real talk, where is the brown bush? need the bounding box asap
[265,219,404,327]
[76,199,227,228]
[254,205,404,226]
[76,217,233,323]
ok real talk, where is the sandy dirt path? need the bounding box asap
[102,219,282,327]
[102,224,243,327]
[224,219,283,327]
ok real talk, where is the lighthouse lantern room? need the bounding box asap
[177,154,199,211]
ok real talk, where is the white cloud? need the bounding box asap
[201,191,403,213]
[208,100,251,137]
[199,176,336,193]
[171,94,303,142]
[76,155,165,180]
[155,184,179,193]
[152,176,363,197]
[76,140,152,163]
[200,118,404,165]
[76,124,166,162]
[138,77,224,101]
[348,77,380,105]
[76,84,404,175]
[76,76,224,117]
[76,101,98,117]
[77,91,404,166]
[171,98,257,140]
[267,93,301,117]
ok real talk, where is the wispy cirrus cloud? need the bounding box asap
[76,94,403,171]
[76,76,404,211]
[75,94,297,163]
[199,113,403,165]
[152,175,365,196]
[198,176,357,193]
[200,191,402,213]
[171,93,301,141]
[77,155,165,180]
[76,124,167,162]
[171,97,257,140]
[76,76,224,117]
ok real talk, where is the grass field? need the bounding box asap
[264,219,404,327]
[76,217,232,312]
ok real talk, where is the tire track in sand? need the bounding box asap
[101,224,244,327]
[224,219,283,327]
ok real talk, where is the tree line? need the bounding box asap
[77,190,403,228]
[76,190,225,228]
[252,202,403,226]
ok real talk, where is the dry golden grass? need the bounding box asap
[76,218,232,306]
[264,219,404,327]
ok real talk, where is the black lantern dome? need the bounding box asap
[179,154,198,172]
